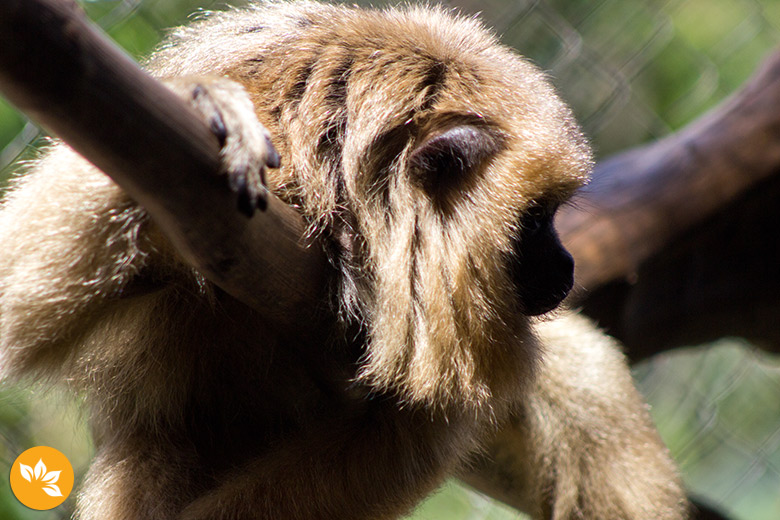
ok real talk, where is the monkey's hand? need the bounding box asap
[164,76,280,216]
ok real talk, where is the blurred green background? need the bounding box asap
[1,1,779,519]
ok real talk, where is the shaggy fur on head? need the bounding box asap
[149,1,591,409]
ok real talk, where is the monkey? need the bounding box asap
[0,1,688,519]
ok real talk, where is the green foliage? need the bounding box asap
[636,343,780,520]
[406,481,522,520]
[505,0,780,156]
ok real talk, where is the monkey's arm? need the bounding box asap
[0,76,272,382]
[176,401,471,520]
[0,146,155,380]
[462,312,689,520]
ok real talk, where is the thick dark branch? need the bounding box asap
[576,173,780,359]
[0,0,331,332]
[560,49,780,358]
[560,49,780,291]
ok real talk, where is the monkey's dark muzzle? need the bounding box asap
[511,215,575,316]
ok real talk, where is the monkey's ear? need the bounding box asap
[408,125,499,197]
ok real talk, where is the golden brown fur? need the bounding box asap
[0,2,687,519]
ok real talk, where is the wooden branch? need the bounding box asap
[576,173,780,360]
[559,49,780,358]
[0,0,331,333]
[559,49,780,291]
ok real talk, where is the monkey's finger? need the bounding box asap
[255,163,269,212]
[191,84,228,147]
[234,174,257,217]
[230,167,269,216]
[209,111,228,147]
[265,136,281,169]
[255,180,269,212]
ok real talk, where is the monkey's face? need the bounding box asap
[344,65,588,408]
[511,201,576,317]
[405,122,580,318]
[259,6,592,408]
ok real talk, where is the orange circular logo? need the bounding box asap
[9,446,74,510]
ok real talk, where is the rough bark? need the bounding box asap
[559,49,780,359]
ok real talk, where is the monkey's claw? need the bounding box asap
[230,164,270,216]
[199,84,280,217]
[169,77,280,218]
[265,135,281,169]
[216,112,279,217]
[231,135,280,215]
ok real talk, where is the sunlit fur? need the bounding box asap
[148,1,591,410]
[0,2,686,519]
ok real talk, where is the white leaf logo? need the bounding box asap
[19,463,33,482]
[43,484,63,497]
[34,459,46,480]
[42,470,60,483]
[11,446,73,509]
[18,458,63,497]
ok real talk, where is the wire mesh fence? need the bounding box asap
[0,1,778,519]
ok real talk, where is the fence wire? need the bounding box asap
[0,1,779,520]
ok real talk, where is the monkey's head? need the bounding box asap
[226,3,592,409]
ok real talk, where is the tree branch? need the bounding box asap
[560,49,780,358]
[0,0,331,333]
